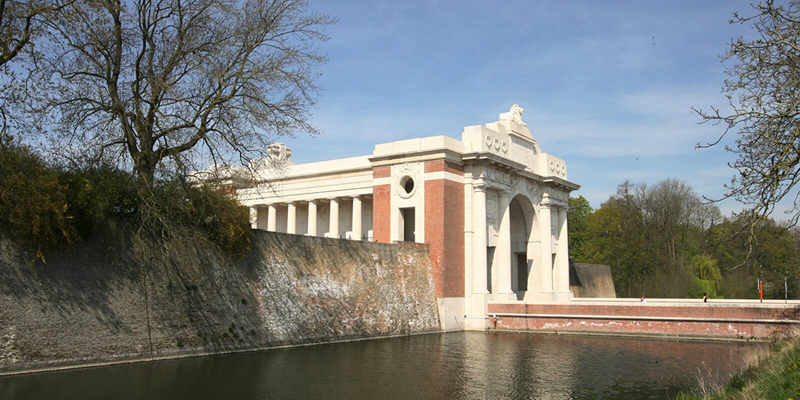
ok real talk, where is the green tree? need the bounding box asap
[690,254,722,299]
[584,179,722,298]
[0,137,77,261]
[567,195,593,262]
[710,216,800,299]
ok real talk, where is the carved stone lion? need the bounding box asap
[499,104,526,126]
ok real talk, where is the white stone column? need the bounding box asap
[329,198,340,238]
[497,190,515,301]
[287,202,297,234]
[352,196,362,241]
[556,206,571,301]
[473,185,489,294]
[539,198,554,296]
[307,200,318,236]
[267,204,277,232]
[249,207,258,229]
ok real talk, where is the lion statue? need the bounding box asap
[499,104,526,126]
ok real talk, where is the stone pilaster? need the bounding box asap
[472,185,489,294]
[329,198,340,238]
[287,202,297,234]
[267,204,277,232]
[307,200,318,236]
[496,190,515,301]
[556,206,571,301]
[352,196,362,240]
[539,197,554,297]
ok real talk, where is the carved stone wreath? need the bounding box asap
[484,133,508,155]
[394,163,420,199]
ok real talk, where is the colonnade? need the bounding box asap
[250,195,370,241]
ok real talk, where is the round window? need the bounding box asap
[401,176,414,194]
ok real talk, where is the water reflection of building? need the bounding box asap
[221,106,579,330]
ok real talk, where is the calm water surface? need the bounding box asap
[0,332,766,400]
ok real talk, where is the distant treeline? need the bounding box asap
[569,179,799,300]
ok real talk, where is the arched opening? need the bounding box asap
[509,194,538,300]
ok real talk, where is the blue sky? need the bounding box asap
[281,0,767,217]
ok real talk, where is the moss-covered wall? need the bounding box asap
[0,231,440,374]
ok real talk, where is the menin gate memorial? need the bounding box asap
[221,105,580,330]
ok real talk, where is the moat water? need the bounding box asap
[0,332,766,400]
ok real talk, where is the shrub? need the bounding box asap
[0,139,77,261]
[134,178,251,260]
[59,164,138,238]
[1,135,250,262]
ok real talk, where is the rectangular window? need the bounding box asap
[400,207,415,242]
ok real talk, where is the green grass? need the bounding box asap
[677,336,800,400]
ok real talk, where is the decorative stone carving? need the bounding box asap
[499,104,527,127]
[510,176,520,194]
[546,189,569,206]
[484,133,508,155]
[268,143,292,162]
[526,180,539,202]
[548,159,567,178]
[485,191,498,223]
[481,166,511,185]
[394,163,421,199]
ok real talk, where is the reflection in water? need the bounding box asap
[0,332,766,400]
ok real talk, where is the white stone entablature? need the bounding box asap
[222,105,580,331]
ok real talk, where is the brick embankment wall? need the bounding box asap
[0,231,440,374]
[487,302,800,339]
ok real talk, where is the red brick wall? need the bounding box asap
[424,160,464,175]
[424,162,465,298]
[373,166,391,178]
[373,184,391,243]
[372,166,392,243]
[486,303,800,339]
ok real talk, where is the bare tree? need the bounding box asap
[28,0,333,185]
[695,0,800,227]
[0,0,69,134]
[0,0,63,67]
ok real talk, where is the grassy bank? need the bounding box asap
[678,336,800,400]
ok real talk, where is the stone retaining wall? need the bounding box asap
[0,230,440,374]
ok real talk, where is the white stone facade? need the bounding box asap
[227,106,579,331]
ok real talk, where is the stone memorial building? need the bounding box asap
[226,106,580,330]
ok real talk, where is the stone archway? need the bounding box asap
[509,194,538,300]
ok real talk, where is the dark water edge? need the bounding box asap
[0,331,766,400]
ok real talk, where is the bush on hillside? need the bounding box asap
[0,138,78,261]
[59,164,139,238]
[136,180,251,260]
[0,136,251,262]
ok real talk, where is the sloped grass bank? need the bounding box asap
[678,336,800,400]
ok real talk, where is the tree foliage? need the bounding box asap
[0,135,251,262]
[576,179,721,297]
[0,136,78,261]
[695,0,800,227]
[566,178,800,299]
[567,195,592,262]
[27,0,333,184]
